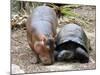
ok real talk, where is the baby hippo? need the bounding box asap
[55,24,90,63]
[26,6,58,65]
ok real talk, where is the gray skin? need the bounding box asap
[26,6,58,65]
[55,24,90,63]
[57,50,74,61]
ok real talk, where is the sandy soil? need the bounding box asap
[11,5,96,74]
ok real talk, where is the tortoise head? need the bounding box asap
[57,50,74,61]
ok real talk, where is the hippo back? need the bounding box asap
[31,6,57,35]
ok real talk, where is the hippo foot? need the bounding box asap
[76,47,89,63]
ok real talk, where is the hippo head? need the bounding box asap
[34,34,55,65]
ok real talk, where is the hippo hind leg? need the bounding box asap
[75,47,89,63]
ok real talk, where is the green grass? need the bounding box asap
[60,7,79,17]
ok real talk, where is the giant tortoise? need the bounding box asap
[55,24,91,63]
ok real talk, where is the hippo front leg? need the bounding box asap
[30,53,41,64]
[28,41,40,64]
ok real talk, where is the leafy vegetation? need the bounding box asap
[60,7,79,17]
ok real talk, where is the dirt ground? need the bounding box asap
[11,5,96,74]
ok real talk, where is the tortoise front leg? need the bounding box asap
[75,47,89,63]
